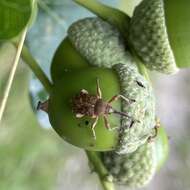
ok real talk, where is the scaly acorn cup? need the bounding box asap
[49,17,156,153]
[129,0,190,73]
[100,127,169,188]
[101,142,156,188]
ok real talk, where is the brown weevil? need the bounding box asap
[72,78,136,139]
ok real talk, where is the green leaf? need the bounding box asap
[0,0,32,40]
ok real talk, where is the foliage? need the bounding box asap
[0,43,67,190]
[0,0,32,40]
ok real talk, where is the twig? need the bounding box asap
[0,29,27,125]
[86,151,115,190]
[21,45,53,94]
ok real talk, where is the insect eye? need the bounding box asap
[85,120,89,125]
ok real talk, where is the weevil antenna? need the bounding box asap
[112,109,131,118]
[112,109,140,124]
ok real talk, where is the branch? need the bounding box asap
[86,151,115,190]
[20,45,53,94]
[0,29,27,125]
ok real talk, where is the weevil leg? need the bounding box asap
[37,100,49,113]
[103,116,119,131]
[103,115,111,130]
[108,94,135,104]
[91,117,99,139]
[96,78,102,98]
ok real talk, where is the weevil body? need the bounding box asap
[72,78,135,139]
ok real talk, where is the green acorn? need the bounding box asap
[48,17,155,153]
[74,0,190,74]
[129,0,190,72]
[129,0,180,74]
[100,127,169,188]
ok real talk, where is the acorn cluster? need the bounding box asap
[41,0,190,188]
[48,16,158,188]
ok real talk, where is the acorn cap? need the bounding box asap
[68,17,137,71]
[129,0,190,74]
[101,142,157,188]
[113,63,155,154]
[50,17,155,154]
[100,126,169,187]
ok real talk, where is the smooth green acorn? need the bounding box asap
[49,17,156,153]
[49,67,121,151]
[129,0,190,73]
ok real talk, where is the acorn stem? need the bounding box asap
[20,45,53,94]
[86,151,115,190]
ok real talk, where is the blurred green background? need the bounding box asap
[0,0,190,190]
